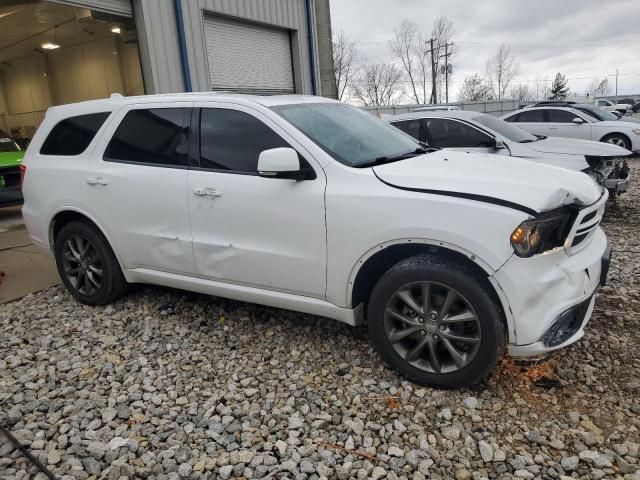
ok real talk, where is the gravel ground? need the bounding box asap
[2,161,639,480]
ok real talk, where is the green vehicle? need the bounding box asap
[0,129,24,208]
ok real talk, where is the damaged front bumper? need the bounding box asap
[588,156,631,195]
[492,226,609,358]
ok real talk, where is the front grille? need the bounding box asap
[564,190,608,254]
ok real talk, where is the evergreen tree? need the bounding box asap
[549,72,569,100]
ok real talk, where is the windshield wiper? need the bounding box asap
[357,147,432,168]
[520,135,546,143]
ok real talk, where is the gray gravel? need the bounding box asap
[2,160,640,480]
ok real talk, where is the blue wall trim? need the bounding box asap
[173,0,193,92]
[305,0,318,95]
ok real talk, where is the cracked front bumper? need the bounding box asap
[492,227,608,358]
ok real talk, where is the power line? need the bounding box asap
[455,41,638,49]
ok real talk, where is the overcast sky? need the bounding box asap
[329,0,640,102]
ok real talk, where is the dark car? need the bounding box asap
[0,130,24,208]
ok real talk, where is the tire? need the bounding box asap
[54,221,127,306]
[601,133,631,150]
[367,254,504,388]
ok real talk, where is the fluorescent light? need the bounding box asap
[41,42,60,50]
[111,26,121,34]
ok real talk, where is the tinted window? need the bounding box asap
[472,114,536,143]
[424,118,492,148]
[392,120,421,141]
[508,110,545,123]
[40,112,110,156]
[199,109,289,172]
[548,109,580,123]
[104,109,190,167]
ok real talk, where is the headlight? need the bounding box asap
[510,210,574,258]
[632,129,640,135]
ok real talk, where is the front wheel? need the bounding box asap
[367,254,504,388]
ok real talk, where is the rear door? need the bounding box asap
[547,109,593,140]
[422,118,495,153]
[88,103,196,274]
[504,109,548,136]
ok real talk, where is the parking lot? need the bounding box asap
[0,161,637,480]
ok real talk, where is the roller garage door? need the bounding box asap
[204,15,295,94]
[48,0,133,16]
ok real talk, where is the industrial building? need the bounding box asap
[0,0,336,143]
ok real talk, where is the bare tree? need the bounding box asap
[431,16,455,103]
[485,44,518,100]
[351,62,403,106]
[587,78,610,98]
[459,74,491,101]
[510,83,534,101]
[332,31,360,102]
[389,19,428,104]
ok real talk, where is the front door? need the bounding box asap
[422,118,496,154]
[187,103,327,298]
[546,109,593,140]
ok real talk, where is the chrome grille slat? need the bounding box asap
[564,190,608,255]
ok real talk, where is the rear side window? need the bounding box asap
[424,119,493,148]
[199,108,289,173]
[507,110,544,123]
[104,108,190,167]
[548,109,579,123]
[40,112,110,156]
[392,120,422,141]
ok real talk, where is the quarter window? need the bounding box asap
[548,109,579,123]
[199,108,290,172]
[104,109,190,167]
[424,118,493,148]
[40,112,110,156]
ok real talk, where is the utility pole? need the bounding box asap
[615,69,619,98]
[430,38,436,104]
[440,42,454,103]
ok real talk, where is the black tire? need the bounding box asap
[54,221,127,306]
[367,254,504,388]
[601,133,631,151]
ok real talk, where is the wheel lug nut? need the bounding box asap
[433,334,438,340]
[429,313,437,320]
[418,318,424,323]
[439,325,446,331]
[420,330,426,335]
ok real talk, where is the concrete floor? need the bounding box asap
[0,206,60,304]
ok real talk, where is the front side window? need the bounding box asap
[272,103,420,167]
[597,100,609,107]
[424,118,492,148]
[548,109,580,123]
[199,109,290,172]
[392,119,422,141]
[472,114,536,143]
[40,112,110,156]
[104,108,190,167]
[508,110,545,123]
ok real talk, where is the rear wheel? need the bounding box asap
[54,221,127,305]
[601,133,631,150]
[367,254,504,388]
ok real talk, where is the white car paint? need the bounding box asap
[387,111,631,193]
[22,93,608,363]
[595,98,632,114]
[502,106,640,152]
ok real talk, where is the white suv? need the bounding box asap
[22,94,611,388]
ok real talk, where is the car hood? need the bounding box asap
[594,120,640,129]
[373,150,602,214]
[524,137,630,157]
[617,116,640,124]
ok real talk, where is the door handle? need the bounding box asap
[86,176,108,186]
[193,187,222,198]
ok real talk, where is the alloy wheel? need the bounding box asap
[383,281,481,374]
[605,137,627,148]
[62,235,103,296]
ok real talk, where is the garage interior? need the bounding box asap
[0,1,144,145]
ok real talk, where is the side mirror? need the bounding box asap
[258,147,310,180]
[494,138,507,149]
[572,117,585,125]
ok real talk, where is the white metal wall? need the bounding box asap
[203,15,294,93]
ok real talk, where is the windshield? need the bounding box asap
[574,106,617,121]
[0,130,20,153]
[271,103,421,167]
[472,114,537,143]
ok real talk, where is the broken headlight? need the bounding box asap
[510,210,574,258]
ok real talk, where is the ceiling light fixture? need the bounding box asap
[41,42,60,50]
[111,26,121,34]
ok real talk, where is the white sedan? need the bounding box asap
[501,106,640,152]
[386,110,631,195]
